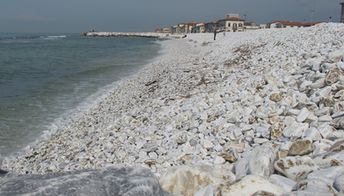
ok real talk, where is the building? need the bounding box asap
[244,22,260,31]
[191,23,206,33]
[187,23,197,33]
[217,14,245,32]
[259,24,268,29]
[154,28,163,33]
[341,1,344,23]
[172,23,197,34]
[162,27,171,34]
[269,21,320,28]
[204,22,217,32]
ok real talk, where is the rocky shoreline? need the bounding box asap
[2,23,344,195]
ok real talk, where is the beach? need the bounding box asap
[3,23,344,195]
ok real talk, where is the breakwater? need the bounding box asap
[82,32,184,39]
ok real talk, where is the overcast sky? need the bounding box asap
[0,0,342,33]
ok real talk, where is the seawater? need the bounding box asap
[0,33,160,156]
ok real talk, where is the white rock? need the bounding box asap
[221,175,285,196]
[334,174,344,193]
[312,139,332,155]
[214,156,226,165]
[194,185,216,196]
[160,165,235,196]
[203,140,214,150]
[287,109,300,116]
[148,152,158,159]
[213,144,223,152]
[248,144,276,177]
[318,115,332,122]
[337,62,344,71]
[307,166,344,182]
[274,156,319,181]
[254,124,271,138]
[269,174,297,192]
[283,122,308,138]
[318,123,335,139]
[295,178,337,195]
[302,127,322,141]
[295,167,344,194]
[315,86,332,98]
[313,151,344,169]
[235,144,276,179]
[315,107,330,117]
[297,108,311,122]
[234,151,250,180]
[253,138,269,144]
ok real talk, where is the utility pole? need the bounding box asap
[310,9,315,22]
[341,0,344,23]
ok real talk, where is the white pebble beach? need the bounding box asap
[3,23,344,195]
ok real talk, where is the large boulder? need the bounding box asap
[160,164,235,196]
[0,167,169,196]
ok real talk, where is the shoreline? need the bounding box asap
[2,37,196,173]
[0,36,162,158]
[3,38,165,156]
[3,23,344,195]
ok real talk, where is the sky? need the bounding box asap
[0,0,342,33]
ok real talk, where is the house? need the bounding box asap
[269,21,320,28]
[177,23,188,34]
[171,25,178,34]
[205,22,217,33]
[187,23,197,33]
[172,23,198,34]
[162,27,171,34]
[191,23,206,33]
[154,28,163,33]
[217,14,245,32]
[259,24,268,29]
[244,22,260,31]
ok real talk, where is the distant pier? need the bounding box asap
[82,32,184,39]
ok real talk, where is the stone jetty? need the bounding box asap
[82,31,184,39]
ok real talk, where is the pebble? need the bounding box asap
[297,108,311,122]
[213,156,225,165]
[203,140,214,150]
[219,149,238,163]
[288,140,313,156]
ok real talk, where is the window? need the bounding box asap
[239,23,243,27]
[228,23,231,27]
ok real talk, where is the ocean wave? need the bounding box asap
[0,35,67,42]
[41,35,67,40]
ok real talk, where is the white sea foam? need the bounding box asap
[41,35,67,40]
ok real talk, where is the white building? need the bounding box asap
[217,14,245,32]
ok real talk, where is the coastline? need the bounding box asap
[2,37,197,173]
[3,23,344,195]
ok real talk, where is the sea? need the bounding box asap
[0,33,161,156]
